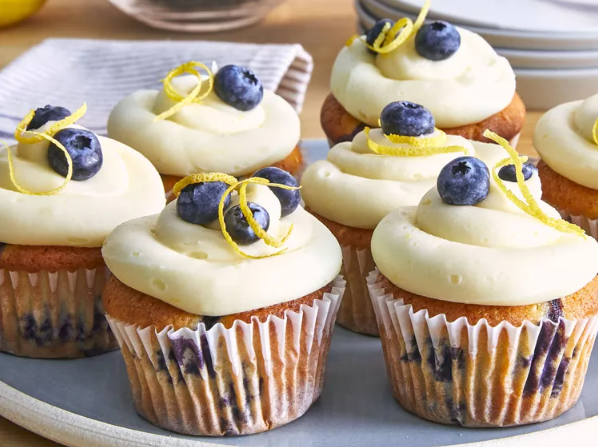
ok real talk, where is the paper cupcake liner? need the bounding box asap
[336,244,379,336]
[558,209,598,241]
[0,266,117,358]
[106,279,345,436]
[367,270,598,427]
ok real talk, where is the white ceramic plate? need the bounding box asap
[496,47,598,70]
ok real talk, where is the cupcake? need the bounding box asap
[301,101,505,336]
[322,3,525,146]
[102,167,344,435]
[107,62,302,200]
[0,104,165,358]
[368,130,598,426]
[534,93,598,240]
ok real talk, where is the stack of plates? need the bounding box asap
[355,0,598,109]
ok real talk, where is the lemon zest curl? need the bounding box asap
[365,127,470,156]
[14,102,87,144]
[593,116,598,147]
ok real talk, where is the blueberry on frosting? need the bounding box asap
[177,181,231,225]
[498,162,536,182]
[224,203,270,246]
[366,19,395,53]
[47,128,103,181]
[437,156,489,206]
[27,105,72,131]
[380,101,435,137]
[415,21,461,61]
[214,65,264,111]
[253,167,300,217]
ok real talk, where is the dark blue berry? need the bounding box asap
[380,101,435,136]
[252,167,300,217]
[177,182,231,225]
[27,105,71,131]
[214,65,263,112]
[366,19,395,53]
[415,21,461,61]
[224,202,270,246]
[498,162,536,182]
[47,128,103,181]
[437,156,489,206]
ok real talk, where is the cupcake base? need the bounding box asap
[368,270,598,427]
[105,276,345,436]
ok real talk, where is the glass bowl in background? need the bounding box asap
[107,0,287,32]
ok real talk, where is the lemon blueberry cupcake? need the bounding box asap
[102,167,344,436]
[108,62,302,200]
[0,104,165,358]
[368,130,598,426]
[322,3,525,146]
[534,93,598,239]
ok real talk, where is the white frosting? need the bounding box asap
[372,158,598,306]
[0,124,165,247]
[102,184,342,316]
[107,75,300,177]
[330,28,516,128]
[534,94,598,190]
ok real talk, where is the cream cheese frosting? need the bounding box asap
[534,94,598,190]
[0,123,165,247]
[372,157,598,306]
[102,184,342,316]
[331,28,516,128]
[107,75,301,177]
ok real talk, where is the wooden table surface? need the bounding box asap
[0,0,541,445]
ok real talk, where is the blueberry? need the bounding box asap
[252,167,300,217]
[437,156,489,206]
[380,101,435,136]
[214,65,264,111]
[498,162,536,182]
[415,21,461,61]
[366,19,395,53]
[224,203,270,246]
[177,182,231,225]
[27,105,72,131]
[47,128,103,181]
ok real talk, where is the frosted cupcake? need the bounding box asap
[0,104,165,358]
[102,167,344,435]
[108,62,302,200]
[369,130,598,426]
[534,93,598,240]
[322,4,524,146]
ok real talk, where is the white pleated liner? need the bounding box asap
[558,209,598,241]
[367,269,598,427]
[0,266,117,358]
[107,279,345,436]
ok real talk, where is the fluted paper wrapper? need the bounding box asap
[0,266,117,358]
[558,209,598,241]
[106,280,345,436]
[367,270,598,427]
[337,244,378,336]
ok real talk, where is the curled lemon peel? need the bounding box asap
[593,116,598,147]
[484,129,584,237]
[154,61,214,122]
[347,0,430,54]
[365,127,470,156]
[14,103,87,144]
[172,172,238,198]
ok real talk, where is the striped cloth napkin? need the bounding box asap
[0,38,313,143]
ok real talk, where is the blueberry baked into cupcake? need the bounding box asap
[0,104,165,358]
[108,62,302,200]
[368,130,598,426]
[303,101,478,335]
[322,1,525,146]
[534,93,598,239]
[102,167,344,436]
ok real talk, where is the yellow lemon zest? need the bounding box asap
[365,127,470,156]
[154,61,214,122]
[484,129,584,237]
[172,172,238,198]
[14,103,87,144]
[593,116,598,146]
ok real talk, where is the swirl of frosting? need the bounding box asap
[301,129,478,229]
[0,123,165,247]
[534,93,598,190]
[372,156,598,306]
[102,184,342,315]
[330,28,515,128]
[107,75,300,177]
